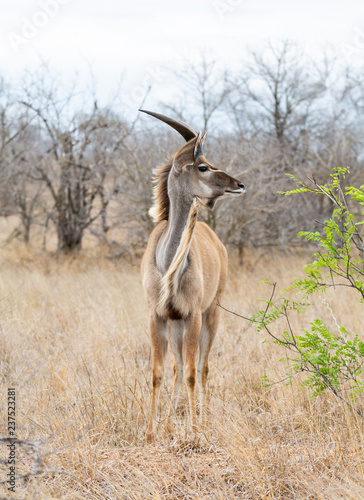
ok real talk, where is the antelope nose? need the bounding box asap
[238,182,245,189]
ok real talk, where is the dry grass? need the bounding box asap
[0,243,363,499]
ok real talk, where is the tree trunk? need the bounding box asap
[56,207,84,253]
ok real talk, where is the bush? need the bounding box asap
[223,167,364,418]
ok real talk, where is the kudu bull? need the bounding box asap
[140,110,245,444]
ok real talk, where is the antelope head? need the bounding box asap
[139,109,245,210]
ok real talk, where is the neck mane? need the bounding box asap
[149,159,173,222]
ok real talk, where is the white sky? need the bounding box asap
[1,0,364,117]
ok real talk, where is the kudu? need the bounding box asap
[140,110,245,444]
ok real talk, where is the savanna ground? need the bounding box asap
[0,226,363,499]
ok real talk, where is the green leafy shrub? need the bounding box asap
[222,167,364,418]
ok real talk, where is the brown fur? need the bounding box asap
[141,131,244,444]
[141,221,228,444]
[141,220,227,321]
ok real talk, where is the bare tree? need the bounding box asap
[0,76,43,242]
[230,40,327,144]
[18,68,129,253]
[5,125,46,243]
[163,55,233,133]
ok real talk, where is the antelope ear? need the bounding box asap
[194,132,204,161]
[172,157,193,174]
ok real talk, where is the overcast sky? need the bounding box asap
[1,0,364,117]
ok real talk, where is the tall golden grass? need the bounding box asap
[0,243,363,499]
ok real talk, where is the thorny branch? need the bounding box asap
[0,437,68,484]
[218,282,364,420]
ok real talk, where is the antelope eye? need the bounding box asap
[198,165,208,172]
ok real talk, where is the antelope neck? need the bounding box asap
[156,191,198,276]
